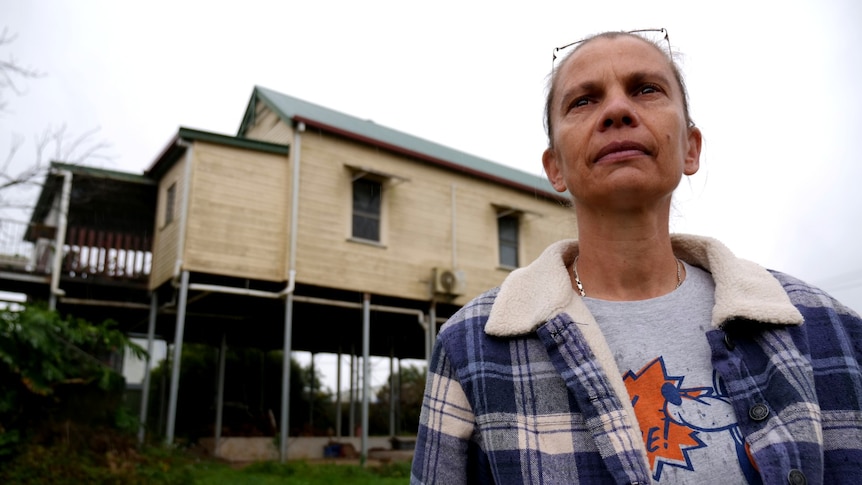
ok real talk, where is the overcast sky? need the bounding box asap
[3,1,861,389]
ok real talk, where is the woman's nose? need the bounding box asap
[603,115,634,128]
[600,93,639,130]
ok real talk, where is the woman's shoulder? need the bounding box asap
[767,268,862,322]
[438,287,501,337]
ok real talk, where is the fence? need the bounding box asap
[62,227,152,281]
[0,218,151,282]
[0,219,34,270]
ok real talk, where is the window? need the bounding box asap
[164,182,177,225]
[498,213,519,267]
[352,178,382,241]
[346,164,405,244]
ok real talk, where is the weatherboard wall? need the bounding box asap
[243,103,291,145]
[181,141,290,282]
[149,154,187,289]
[148,102,575,301]
[242,107,575,303]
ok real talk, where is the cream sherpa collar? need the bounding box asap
[485,234,804,337]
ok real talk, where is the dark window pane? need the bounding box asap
[500,245,518,267]
[353,214,380,241]
[498,214,519,267]
[165,183,176,225]
[352,178,382,241]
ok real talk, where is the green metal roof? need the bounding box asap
[178,127,290,156]
[30,161,156,223]
[145,127,290,180]
[29,161,157,233]
[51,161,156,185]
[239,86,565,200]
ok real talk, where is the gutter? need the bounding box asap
[170,140,194,286]
[48,169,72,310]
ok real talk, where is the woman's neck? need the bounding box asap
[572,207,683,301]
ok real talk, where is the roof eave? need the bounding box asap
[29,161,157,227]
[146,126,291,180]
[293,115,567,202]
[248,86,566,202]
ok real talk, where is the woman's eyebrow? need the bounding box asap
[556,69,674,111]
[558,81,601,107]
[627,70,673,89]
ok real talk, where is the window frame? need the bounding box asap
[345,165,407,247]
[497,211,520,269]
[351,176,384,243]
[164,182,177,227]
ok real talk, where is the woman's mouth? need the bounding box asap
[594,141,650,164]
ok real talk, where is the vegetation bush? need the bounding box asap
[0,428,197,485]
[371,364,425,436]
[0,303,144,459]
[0,303,418,482]
[194,459,411,484]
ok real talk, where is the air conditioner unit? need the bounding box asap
[432,267,466,296]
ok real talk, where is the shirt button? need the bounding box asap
[787,469,806,485]
[749,403,769,421]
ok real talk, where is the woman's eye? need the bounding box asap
[569,97,591,110]
[638,84,660,95]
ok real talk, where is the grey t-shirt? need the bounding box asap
[583,262,761,484]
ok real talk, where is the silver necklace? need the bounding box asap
[572,256,682,297]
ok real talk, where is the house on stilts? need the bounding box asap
[0,86,575,462]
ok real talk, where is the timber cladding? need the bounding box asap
[243,105,290,144]
[291,128,575,304]
[182,141,290,282]
[149,157,186,290]
[150,112,575,303]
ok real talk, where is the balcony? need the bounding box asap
[0,218,152,296]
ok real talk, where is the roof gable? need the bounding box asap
[239,86,566,200]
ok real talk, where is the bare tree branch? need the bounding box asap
[0,28,111,217]
[0,27,44,112]
[58,126,112,164]
[1,127,113,212]
[1,134,25,173]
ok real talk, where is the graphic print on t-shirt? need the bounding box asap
[623,357,762,484]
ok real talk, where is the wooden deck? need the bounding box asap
[0,218,153,306]
[60,226,151,282]
[0,219,152,284]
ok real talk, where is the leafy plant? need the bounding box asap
[0,303,145,458]
[373,364,426,435]
[0,436,197,485]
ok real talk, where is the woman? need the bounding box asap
[411,31,862,484]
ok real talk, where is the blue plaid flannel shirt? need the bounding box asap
[411,235,862,484]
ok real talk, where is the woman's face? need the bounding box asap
[542,35,701,212]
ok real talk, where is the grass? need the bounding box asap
[191,461,411,485]
[0,441,411,485]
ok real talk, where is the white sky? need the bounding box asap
[3,0,862,391]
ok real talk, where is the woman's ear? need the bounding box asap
[542,148,568,192]
[683,127,702,176]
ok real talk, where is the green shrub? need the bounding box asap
[0,303,144,458]
[0,440,198,485]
